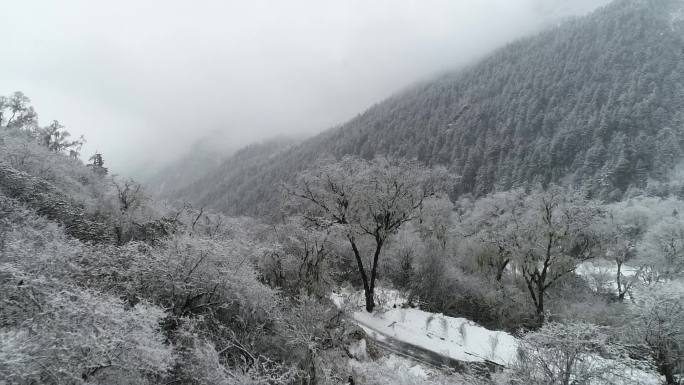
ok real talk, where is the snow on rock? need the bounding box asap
[348,338,370,361]
[332,288,518,366]
[349,353,452,385]
[383,354,429,379]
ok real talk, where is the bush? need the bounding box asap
[257,219,333,298]
[0,194,306,384]
[412,253,535,331]
[0,266,174,385]
[506,322,657,385]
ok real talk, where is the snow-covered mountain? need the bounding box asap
[157,0,684,216]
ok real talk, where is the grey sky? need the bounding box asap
[1,0,609,174]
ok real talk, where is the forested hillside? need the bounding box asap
[1,93,511,385]
[4,0,684,384]
[2,93,684,383]
[163,0,684,216]
[0,94,367,385]
[143,137,230,198]
[160,137,299,212]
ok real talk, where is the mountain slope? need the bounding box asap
[167,0,684,216]
[165,136,300,211]
[144,137,231,198]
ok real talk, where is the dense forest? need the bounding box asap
[158,0,684,217]
[3,0,684,384]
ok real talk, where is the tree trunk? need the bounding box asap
[562,357,573,385]
[522,266,545,326]
[364,289,375,312]
[657,350,677,385]
[535,284,545,325]
[299,347,318,385]
[348,235,375,312]
[366,236,383,313]
[616,260,627,301]
[661,363,676,385]
[115,225,124,245]
[534,234,553,326]
[496,258,510,282]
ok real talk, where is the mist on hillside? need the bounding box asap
[1,0,609,174]
[3,0,684,384]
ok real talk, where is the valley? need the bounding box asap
[2,1,684,384]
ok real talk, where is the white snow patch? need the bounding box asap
[576,260,641,295]
[332,287,409,310]
[348,338,369,361]
[333,288,518,366]
[335,287,662,384]
[354,307,518,365]
[383,354,430,379]
[576,260,639,278]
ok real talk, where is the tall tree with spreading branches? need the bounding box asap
[0,91,37,130]
[38,120,85,155]
[286,156,450,312]
[473,186,602,325]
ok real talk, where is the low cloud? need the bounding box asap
[0,0,610,174]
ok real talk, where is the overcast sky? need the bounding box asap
[1,0,609,175]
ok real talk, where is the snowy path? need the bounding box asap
[333,289,515,374]
[353,313,504,375]
[334,288,662,384]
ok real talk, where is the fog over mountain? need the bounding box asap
[4,1,684,384]
[157,0,684,217]
[1,0,609,174]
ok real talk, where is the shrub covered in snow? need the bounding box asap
[506,322,658,385]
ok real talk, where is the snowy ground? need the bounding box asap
[334,286,662,385]
[576,260,684,304]
[379,354,430,379]
[348,353,479,385]
[576,260,642,297]
[576,260,640,280]
[332,288,518,366]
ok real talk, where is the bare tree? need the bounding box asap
[641,216,684,278]
[113,178,144,213]
[519,187,602,325]
[460,189,527,282]
[38,120,85,155]
[612,243,639,301]
[286,156,449,312]
[110,178,149,244]
[0,91,38,130]
[474,186,601,325]
[632,291,684,385]
[260,219,333,297]
[599,208,649,301]
[512,322,655,385]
